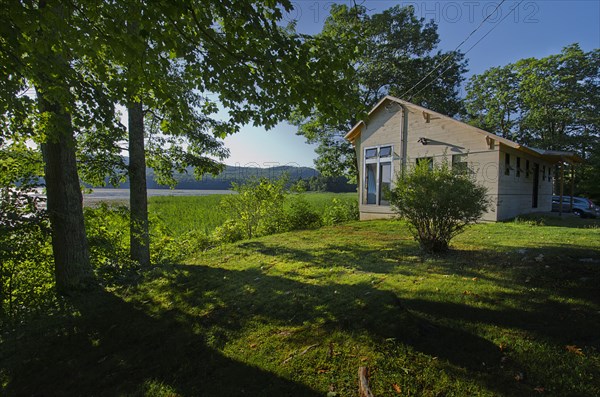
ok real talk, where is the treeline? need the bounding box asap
[85,164,356,192]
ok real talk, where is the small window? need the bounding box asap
[548,167,552,181]
[379,146,392,158]
[365,148,377,159]
[516,157,521,177]
[542,166,546,181]
[504,153,510,175]
[416,157,433,170]
[525,160,530,178]
[452,154,468,174]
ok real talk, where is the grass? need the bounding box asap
[148,192,357,237]
[2,209,600,396]
[148,194,228,236]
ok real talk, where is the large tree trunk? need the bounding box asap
[36,88,94,294]
[128,101,150,266]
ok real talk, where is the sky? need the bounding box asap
[223,0,600,168]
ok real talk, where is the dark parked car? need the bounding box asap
[552,196,599,218]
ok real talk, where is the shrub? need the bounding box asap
[212,219,246,243]
[218,177,288,240]
[323,198,359,225]
[390,160,489,253]
[0,187,54,323]
[84,204,193,279]
[84,204,139,283]
[286,194,323,230]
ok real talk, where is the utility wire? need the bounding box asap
[409,0,525,100]
[401,0,507,99]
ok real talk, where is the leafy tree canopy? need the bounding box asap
[464,44,600,199]
[1,0,356,291]
[464,44,600,152]
[291,4,467,181]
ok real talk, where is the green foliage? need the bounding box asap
[83,204,201,282]
[214,179,358,243]
[391,161,490,253]
[84,204,139,284]
[217,178,288,241]
[464,44,600,197]
[212,219,247,244]
[293,4,467,180]
[148,192,357,242]
[286,194,323,230]
[322,198,359,226]
[0,188,53,323]
[148,195,227,236]
[465,44,599,150]
[5,219,599,395]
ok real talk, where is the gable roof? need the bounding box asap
[345,95,583,164]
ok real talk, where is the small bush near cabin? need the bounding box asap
[323,197,359,225]
[391,160,489,253]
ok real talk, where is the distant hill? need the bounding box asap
[116,165,320,190]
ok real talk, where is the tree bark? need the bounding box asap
[36,88,94,294]
[128,101,150,266]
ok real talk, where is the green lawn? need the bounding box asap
[2,215,599,396]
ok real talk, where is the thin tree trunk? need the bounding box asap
[128,100,150,266]
[36,88,94,294]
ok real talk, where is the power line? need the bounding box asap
[401,0,507,99]
[409,0,525,100]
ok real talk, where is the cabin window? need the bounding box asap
[363,145,393,206]
[452,154,468,174]
[526,160,530,178]
[504,153,511,175]
[542,165,546,181]
[365,148,378,159]
[516,157,521,177]
[379,145,392,158]
[416,157,433,170]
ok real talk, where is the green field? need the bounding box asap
[2,201,600,396]
[148,192,357,237]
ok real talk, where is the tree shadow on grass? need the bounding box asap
[130,264,522,395]
[237,240,420,275]
[237,239,600,306]
[4,236,598,396]
[1,288,323,397]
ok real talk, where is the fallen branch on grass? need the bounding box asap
[281,343,319,364]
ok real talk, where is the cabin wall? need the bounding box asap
[357,105,402,219]
[401,107,500,221]
[496,145,554,220]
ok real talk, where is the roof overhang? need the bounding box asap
[344,120,365,144]
[528,149,585,164]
